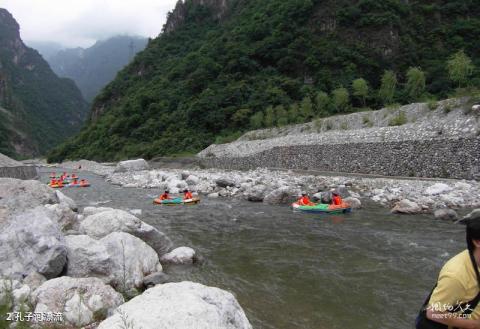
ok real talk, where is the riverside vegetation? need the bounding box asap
[47,0,480,163]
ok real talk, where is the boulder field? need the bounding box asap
[0,177,252,328]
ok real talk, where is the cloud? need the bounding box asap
[1,0,178,47]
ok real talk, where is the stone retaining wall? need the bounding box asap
[200,137,480,180]
[0,166,38,180]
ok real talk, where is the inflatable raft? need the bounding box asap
[48,183,64,188]
[292,202,351,214]
[153,197,200,205]
[65,183,90,188]
[48,182,90,188]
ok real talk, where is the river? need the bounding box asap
[41,168,466,329]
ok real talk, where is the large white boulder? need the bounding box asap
[186,175,200,186]
[160,247,196,265]
[65,235,112,280]
[244,184,267,202]
[44,203,79,231]
[100,232,162,290]
[425,183,452,196]
[32,277,124,327]
[0,207,67,279]
[97,282,252,329]
[0,178,58,215]
[56,190,77,211]
[114,159,149,173]
[391,199,422,215]
[82,206,115,217]
[263,186,300,205]
[80,209,172,256]
[23,272,47,292]
[344,197,362,209]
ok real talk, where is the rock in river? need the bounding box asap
[344,197,362,209]
[244,184,267,202]
[100,232,163,290]
[80,209,172,256]
[263,186,300,205]
[433,208,459,221]
[391,199,422,215]
[160,247,196,265]
[97,282,252,329]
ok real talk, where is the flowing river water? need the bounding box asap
[41,168,467,329]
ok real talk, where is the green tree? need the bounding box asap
[315,91,330,117]
[264,106,275,127]
[379,70,397,106]
[232,108,252,127]
[300,97,314,121]
[352,78,369,107]
[275,105,288,126]
[288,103,302,124]
[447,50,474,88]
[250,111,264,129]
[332,87,350,113]
[405,67,426,101]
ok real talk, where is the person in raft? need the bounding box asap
[415,218,480,328]
[183,189,193,200]
[159,191,171,200]
[331,192,343,206]
[297,193,315,206]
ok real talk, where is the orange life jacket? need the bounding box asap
[333,195,342,205]
[298,196,312,206]
[160,194,169,200]
[184,192,193,199]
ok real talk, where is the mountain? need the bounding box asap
[48,0,480,163]
[46,36,148,102]
[25,40,63,59]
[0,8,88,158]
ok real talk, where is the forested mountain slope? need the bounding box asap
[0,8,87,158]
[48,0,480,162]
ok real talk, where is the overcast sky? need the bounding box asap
[1,0,178,48]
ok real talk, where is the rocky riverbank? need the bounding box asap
[0,177,252,328]
[198,98,480,180]
[0,152,38,180]
[54,159,480,218]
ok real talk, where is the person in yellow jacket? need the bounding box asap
[416,218,480,328]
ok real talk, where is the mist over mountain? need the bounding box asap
[0,8,88,158]
[25,40,63,59]
[46,36,148,102]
